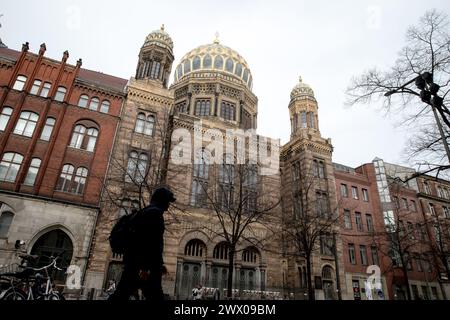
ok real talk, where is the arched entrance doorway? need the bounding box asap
[30,229,74,284]
[322,265,336,300]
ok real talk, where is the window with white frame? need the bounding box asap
[13,75,27,91]
[78,94,89,108]
[134,113,155,136]
[69,124,99,152]
[125,151,148,183]
[13,111,39,137]
[0,153,24,182]
[39,82,51,98]
[30,79,42,95]
[100,100,110,113]
[54,86,67,102]
[56,164,74,192]
[89,97,99,111]
[23,158,41,186]
[40,117,55,141]
[0,107,13,131]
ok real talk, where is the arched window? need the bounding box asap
[55,86,67,102]
[100,100,110,113]
[56,164,75,192]
[144,115,155,136]
[89,97,99,111]
[248,76,253,89]
[243,69,249,83]
[0,153,23,182]
[0,107,13,131]
[150,61,161,79]
[193,149,210,179]
[192,56,201,70]
[40,117,56,141]
[203,54,212,68]
[183,60,191,74]
[191,149,210,206]
[0,211,14,238]
[40,82,51,98]
[135,113,146,133]
[14,111,39,137]
[219,154,235,209]
[86,128,99,152]
[69,124,98,152]
[30,79,42,95]
[221,101,235,121]
[242,247,259,263]
[194,100,211,116]
[125,151,149,183]
[308,112,315,129]
[78,94,89,108]
[177,64,183,79]
[301,112,307,128]
[24,158,41,186]
[322,266,333,280]
[225,58,234,73]
[234,63,243,77]
[213,242,230,260]
[184,239,206,257]
[13,75,27,91]
[70,125,86,149]
[72,167,88,194]
[214,55,224,70]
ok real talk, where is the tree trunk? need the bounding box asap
[401,265,412,300]
[305,254,315,301]
[227,247,235,299]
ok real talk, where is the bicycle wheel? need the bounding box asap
[49,292,65,300]
[1,288,27,300]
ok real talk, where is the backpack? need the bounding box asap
[109,210,139,254]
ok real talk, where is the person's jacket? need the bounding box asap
[124,204,165,268]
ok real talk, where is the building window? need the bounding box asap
[355,212,363,231]
[214,55,224,70]
[366,214,373,232]
[371,246,379,265]
[431,287,439,300]
[185,239,206,257]
[443,206,450,219]
[351,186,359,199]
[301,112,307,128]
[24,158,41,186]
[225,58,234,73]
[176,101,188,113]
[437,186,445,198]
[40,117,56,141]
[412,285,419,300]
[194,99,211,116]
[407,222,415,240]
[429,203,436,216]
[14,111,39,137]
[30,79,42,95]
[118,199,140,217]
[344,209,352,229]
[401,198,409,210]
[125,151,148,183]
[312,160,325,178]
[416,255,423,272]
[411,200,417,212]
[242,247,258,263]
[203,54,212,68]
[219,154,235,210]
[423,181,431,194]
[183,60,191,74]
[39,82,51,98]
[0,107,13,131]
[221,101,235,121]
[149,61,161,79]
[89,97,99,111]
[315,191,329,217]
[54,86,67,102]
[421,286,429,300]
[348,244,356,264]
[0,211,14,238]
[340,184,348,198]
[78,94,89,108]
[134,113,154,136]
[0,153,23,182]
[307,112,315,128]
[359,245,368,265]
[191,149,209,207]
[69,125,98,152]
[192,56,201,71]
[320,233,334,256]
[56,164,75,192]
[213,242,229,260]
[13,75,27,91]
[362,189,369,202]
[100,100,110,113]
[71,167,88,194]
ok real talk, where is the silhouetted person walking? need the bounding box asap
[109,187,175,301]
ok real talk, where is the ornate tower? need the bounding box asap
[135,25,174,88]
[280,76,346,300]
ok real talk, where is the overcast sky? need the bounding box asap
[2,1,449,168]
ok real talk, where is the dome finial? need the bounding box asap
[214,31,220,44]
[299,76,303,83]
[161,24,165,31]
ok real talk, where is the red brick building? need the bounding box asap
[0,42,127,291]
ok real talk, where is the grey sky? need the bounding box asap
[2,0,449,168]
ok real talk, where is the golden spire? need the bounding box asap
[161,24,165,31]
[214,31,220,44]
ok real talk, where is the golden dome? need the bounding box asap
[291,76,315,101]
[143,25,173,54]
[173,40,253,90]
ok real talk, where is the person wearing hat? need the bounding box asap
[110,186,176,301]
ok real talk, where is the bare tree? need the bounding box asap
[192,150,281,299]
[282,160,341,300]
[346,10,450,178]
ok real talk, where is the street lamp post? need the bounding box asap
[384,72,450,163]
